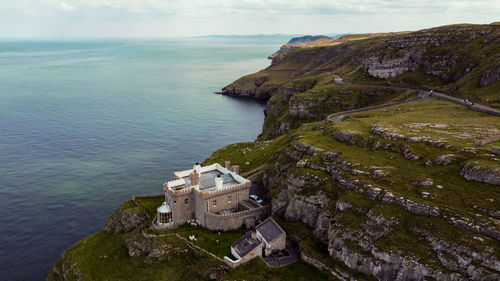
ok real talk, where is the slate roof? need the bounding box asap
[231,232,261,258]
[182,170,238,191]
[256,218,285,243]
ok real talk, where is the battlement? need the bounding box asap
[166,162,249,193]
[173,163,222,179]
[164,178,186,190]
[157,161,258,232]
[200,181,251,199]
[166,185,194,195]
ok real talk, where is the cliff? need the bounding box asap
[221,23,500,140]
[204,98,500,281]
[287,35,331,44]
[48,23,499,281]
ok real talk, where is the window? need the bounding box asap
[174,200,176,207]
[213,200,217,207]
[228,196,232,203]
[184,198,189,205]
[158,212,173,224]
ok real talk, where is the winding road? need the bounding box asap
[326,74,500,124]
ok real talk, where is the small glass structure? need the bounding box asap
[157,202,173,226]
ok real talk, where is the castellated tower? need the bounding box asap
[155,162,269,231]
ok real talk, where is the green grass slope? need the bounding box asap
[48,197,333,281]
[222,23,499,140]
[205,99,500,279]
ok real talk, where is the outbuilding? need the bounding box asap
[255,217,286,256]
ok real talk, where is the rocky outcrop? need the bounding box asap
[124,231,190,265]
[460,162,500,185]
[328,221,500,281]
[332,129,359,144]
[480,62,500,86]
[104,202,148,233]
[362,50,422,79]
[261,132,500,280]
[433,154,455,165]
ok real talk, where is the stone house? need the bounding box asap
[224,217,286,268]
[154,162,269,231]
[256,217,286,256]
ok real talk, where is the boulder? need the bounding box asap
[460,163,500,185]
[433,154,455,165]
[373,169,389,179]
[410,178,434,187]
[332,129,359,143]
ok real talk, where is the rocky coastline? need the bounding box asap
[48,23,500,281]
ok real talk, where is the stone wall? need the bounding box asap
[264,232,286,256]
[204,185,250,214]
[225,243,263,268]
[204,205,270,232]
[168,189,195,226]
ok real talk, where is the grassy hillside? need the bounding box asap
[48,198,334,281]
[221,23,499,140]
[205,99,500,280]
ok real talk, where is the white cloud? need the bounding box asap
[60,2,76,12]
[0,0,499,37]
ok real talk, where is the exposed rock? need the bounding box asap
[460,162,500,185]
[402,147,420,161]
[370,124,405,140]
[332,130,359,143]
[410,178,434,187]
[282,191,330,228]
[313,210,332,244]
[373,169,389,179]
[124,231,189,265]
[293,141,325,155]
[104,202,148,233]
[362,50,422,79]
[433,154,455,165]
[323,151,341,162]
[492,146,500,155]
[480,62,500,86]
[288,95,328,118]
[296,159,310,168]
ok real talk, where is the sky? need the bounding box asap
[0,0,498,38]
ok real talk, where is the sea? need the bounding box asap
[0,37,284,280]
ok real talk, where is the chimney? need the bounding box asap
[215,175,224,189]
[193,162,202,175]
[231,165,239,174]
[225,160,231,169]
[190,171,199,186]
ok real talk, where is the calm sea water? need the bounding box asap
[0,37,283,280]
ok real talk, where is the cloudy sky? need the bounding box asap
[0,0,498,38]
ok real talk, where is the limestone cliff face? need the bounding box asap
[223,24,499,99]
[480,62,500,87]
[261,133,500,281]
[222,24,500,141]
